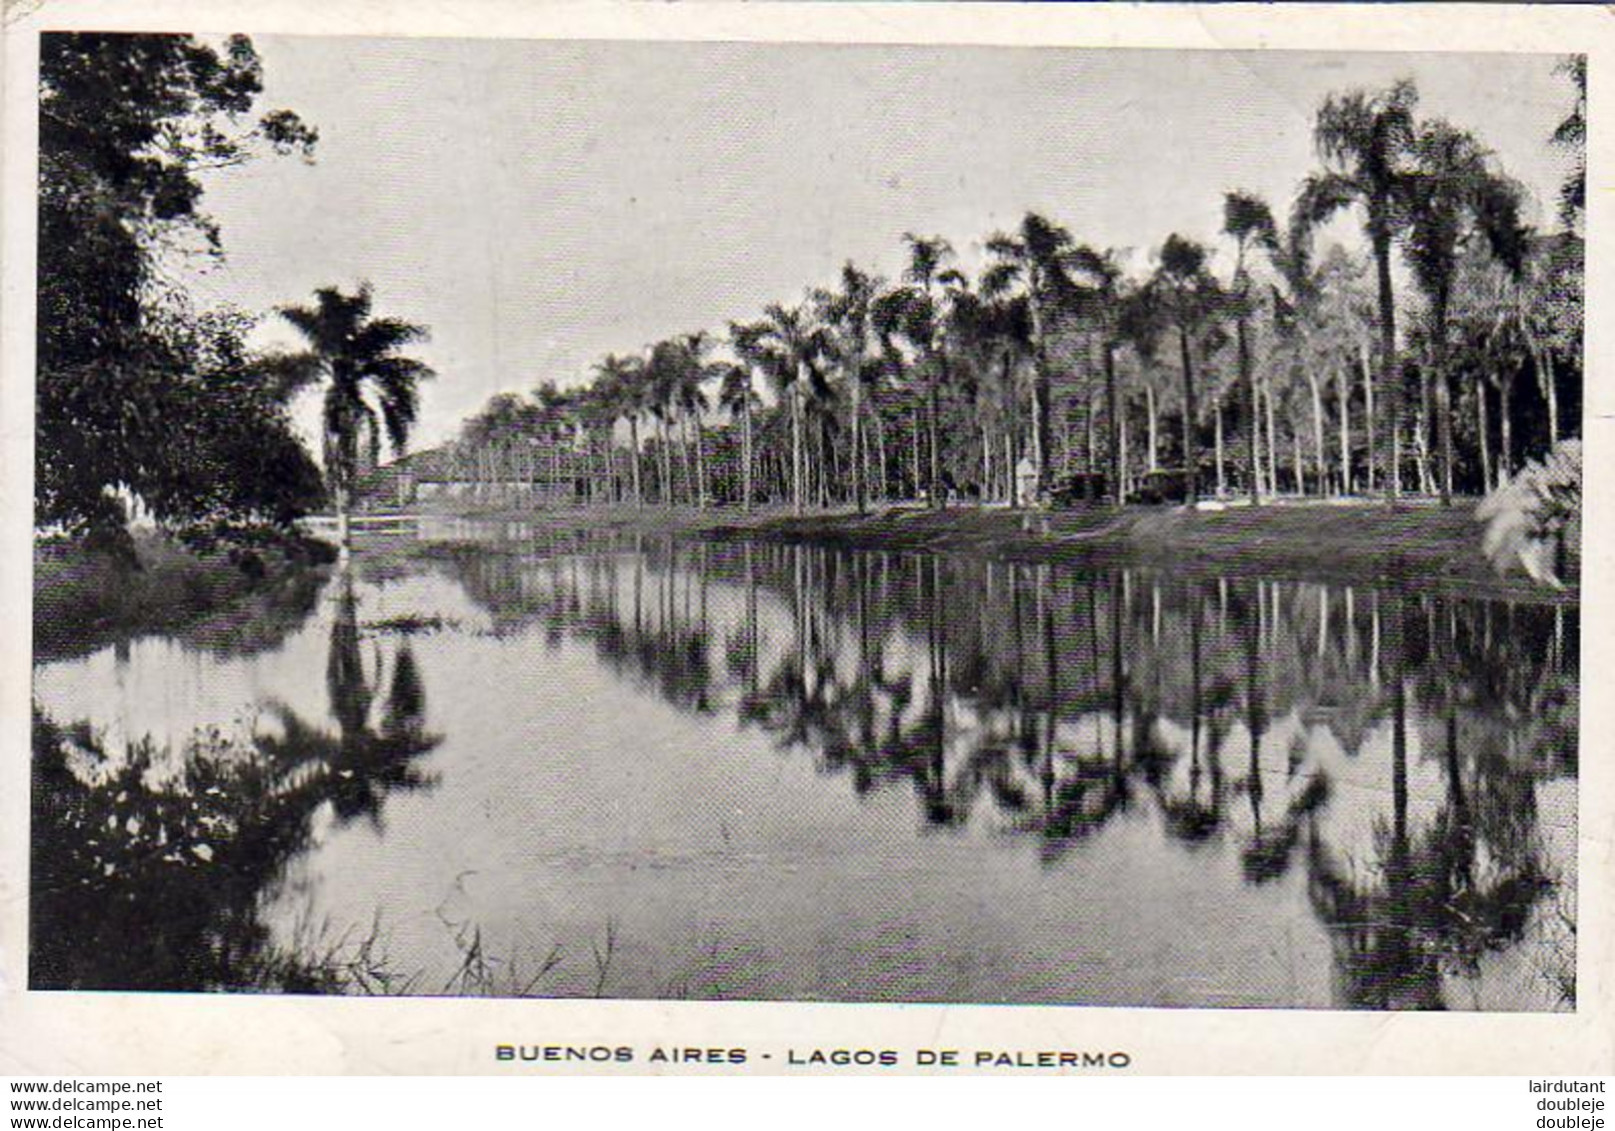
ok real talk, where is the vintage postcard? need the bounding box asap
[1,1,1610,1075]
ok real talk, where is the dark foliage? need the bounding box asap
[37,33,319,536]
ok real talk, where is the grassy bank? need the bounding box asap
[389,497,1571,603]
[33,528,335,662]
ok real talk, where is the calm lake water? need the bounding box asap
[31,527,1579,1010]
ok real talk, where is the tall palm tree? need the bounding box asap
[1152,235,1220,505]
[715,360,755,510]
[756,300,831,514]
[276,283,433,562]
[1457,235,1563,480]
[1116,282,1168,485]
[874,233,962,509]
[1238,191,1349,497]
[941,278,1020,503]
[532,381,579,502]
[675,331,716,509]
[1299,79,1419,502]
[1401,118,1526,505]
[1069,245,1127,506]
[817,262,882,515]
[1222,192,1282,505]
[983,213,1078,495]
[593,353,646,506]
[645,339,687,505]
[573,375,621,503]
[727,320,774,512]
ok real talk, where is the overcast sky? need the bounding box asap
[186,37,1578,450]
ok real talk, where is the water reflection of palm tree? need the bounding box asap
[31,575,441,991]
[1156,584,1226,845]
[258,574,441,829]
[1303,593,1554,1009]
[411,535,1572,1009]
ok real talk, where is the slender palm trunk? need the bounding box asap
[1086,395,1098,488]
[1104,340,1122,507]
[1337,366,1352,494]
[1432,293,1455,506]
[1264,381,1279,496]
[980,418,992,504]
[658,416,673,503]
[1374,233,1402,502]
[1308,372,1326,497]
[1477,378,1492,490]
[1291,426,1304,497]
[909,407,922,501]
[1178,326,1198,504]
[874,413,889,502]
[1029,293,1051,495]
[850,368,866,515]
[1414,403,1434,495]
[1145,384,1159,473]
[791,377,806,515]
[929,357,945,509]
[331,423,354,564]
[681,412,698,505]
[1499,368,1515,485]
[862,416,875,506]
[1541,350,1559,446]
[693,413,709,509]
[335,484,351,564]
[628,416,643,505]
[741,397,754,513]
[1118,394,1130,503]
[1361,343,1377,494]
[1239,310,1258,505]
[1001,431,1012,503]
[1213,396,1225,497]
[819,416,833,508]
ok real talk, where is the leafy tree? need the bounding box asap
[1552,56,1586,227]
[37,32,316,535]
[165,310,326,527]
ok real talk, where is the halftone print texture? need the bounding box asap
[31,32,1581,1011]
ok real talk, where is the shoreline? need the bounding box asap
[32,529,335,662]
[32,498,1573,661]
[369,498,1577,605]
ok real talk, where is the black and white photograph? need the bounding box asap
[19,18,1588,1028]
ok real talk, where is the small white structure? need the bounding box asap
[1015,456,1040,508]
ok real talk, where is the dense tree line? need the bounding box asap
[453,66,1583,515]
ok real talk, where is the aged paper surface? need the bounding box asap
[1,1,1610,1074]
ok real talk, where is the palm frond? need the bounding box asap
[352,316,429,359]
